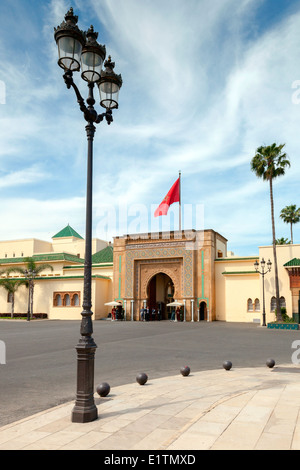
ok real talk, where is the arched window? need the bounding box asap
[280,296,286,308]
[247,299,253,312]
[270,296,276,312]
[53,291,80,307]
[254,298,260,312]
[72,293,80,306]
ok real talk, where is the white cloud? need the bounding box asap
[0,196,86,241]
[0,165,48,189]
[0,0,300,255]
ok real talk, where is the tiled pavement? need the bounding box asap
[1,364,300,450]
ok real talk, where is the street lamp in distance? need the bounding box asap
[254,258,272,327]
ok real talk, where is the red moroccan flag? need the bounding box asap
[154,178,180,217]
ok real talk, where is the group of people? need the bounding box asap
[110,305,184,322]
[111,306,124,321]
[140,306,162,321]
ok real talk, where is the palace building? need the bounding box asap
[112,229,227,322]
[0,224,300,324]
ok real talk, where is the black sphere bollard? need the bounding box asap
[223,360,232,371]
[96,382,110,397]
[180,366,190,376]
[266,358,275,368]
[136,372,148,385]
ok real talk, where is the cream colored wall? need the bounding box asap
[0,262,62,315]
[215,257,260,323]
[0,284,28,315]
[0,233,113,320]
[224,274,260,322]
[88,265,113,279]
[36,279,82,320]
[0,272,113,321]
[0,236,108,261]
[94,278,113,319]
[216,245,300,324]
[52,238,86,258]
[0,239,52,259]
[52,238,108,259]
[46,277,112,320]
[33,239,53,255]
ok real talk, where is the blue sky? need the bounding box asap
[0,0,300,256]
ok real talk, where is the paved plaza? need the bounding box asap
[1,320,300,450]
[1,364,300,450]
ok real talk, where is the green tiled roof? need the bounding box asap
[0,253,84,265]
[52,224,83,239]
[222,271,258,275]
[215,257,258,261]
[92,245,113,264]
[284,258,300,267]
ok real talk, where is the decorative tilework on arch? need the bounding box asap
[125,246,193,298]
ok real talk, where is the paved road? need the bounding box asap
[0,319,299,426]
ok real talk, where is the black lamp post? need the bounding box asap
[54,8,122,423]
[254,258,272,327]
[24,269,36,322]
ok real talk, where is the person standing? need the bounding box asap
[112,307,116,321]
[145,306,150,321]
[140,307,145,321]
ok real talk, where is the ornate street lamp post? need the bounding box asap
[254,258,272,327]
[54,8,122,423]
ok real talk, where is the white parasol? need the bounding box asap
[104,301,122,306]
[167,301,183,307]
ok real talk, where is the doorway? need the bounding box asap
[199,301,207,321]
[147,273,174,320]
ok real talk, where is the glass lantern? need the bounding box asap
[98,56,122,109]
[81,26,106,83]
[54,8,85,72]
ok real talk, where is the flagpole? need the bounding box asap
[179,170,181,232]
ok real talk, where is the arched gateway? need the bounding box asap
[112,229,227,322]
[147,273,175,320]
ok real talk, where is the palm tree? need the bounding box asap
[280,204,300,244]
[275,237,291,245]
[0,270,27,318]
[251,143,291,322]
[9,257,53,318]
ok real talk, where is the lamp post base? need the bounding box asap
[71,337,98,423]
[72,403,98,423]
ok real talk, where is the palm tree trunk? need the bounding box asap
[11,294,14,319]
[291,222,293,244]
[30,283,34,318]
[270,178,282,321]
